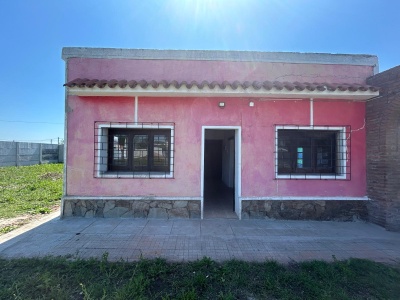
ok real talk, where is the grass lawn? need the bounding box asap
[0,255,399,299]
[0,164,399,298]
[0,164,63,233]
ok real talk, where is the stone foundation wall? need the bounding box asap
[63,199,201,219]
[241,200,368,221]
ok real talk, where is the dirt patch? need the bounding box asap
[39,172,63,181]
[0,204,60,234]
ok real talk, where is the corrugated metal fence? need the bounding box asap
[0,141,64,167]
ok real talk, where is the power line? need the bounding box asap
[1,137,63,143]
[0,119,63,125]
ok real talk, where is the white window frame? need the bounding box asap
[95,123,174,179]
[275,125,347,180]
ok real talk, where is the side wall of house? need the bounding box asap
[366,66,400,231]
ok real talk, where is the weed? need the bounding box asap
[218,290,235,300]
[80,283,108,300]
[35,207,51,214]
[115,273,149,300]
[0,225,18,234]
[177,288,198,300]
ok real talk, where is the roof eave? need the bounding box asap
[66,86,379,101]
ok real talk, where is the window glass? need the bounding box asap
[112,135,128,166]
[153,134,169,167]
[133,135,148,170]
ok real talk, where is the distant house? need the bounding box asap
[61,48,379,220]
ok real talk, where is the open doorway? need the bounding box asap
[203,129,237,219]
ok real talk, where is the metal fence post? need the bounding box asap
[58,144,64,163]
[16,142,20,166]
[39,143,43,164]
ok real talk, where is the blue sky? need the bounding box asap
[0,0,399,142]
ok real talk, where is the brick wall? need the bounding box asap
[366,65,400,231]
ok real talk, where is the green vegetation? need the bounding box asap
[0,255,399,299]
[0,225,18,234]
[0,164,63,219]
[0,163,399,298]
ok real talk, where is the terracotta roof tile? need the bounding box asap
[64,78,380,93]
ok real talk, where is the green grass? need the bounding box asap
[0,225,19,234]
[0,164,399,298]
[0,164,63,219]
[0,255,399,299]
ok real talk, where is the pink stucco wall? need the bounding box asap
[66,96,366,198]
[66,57,371,198]
[67,58,374,84]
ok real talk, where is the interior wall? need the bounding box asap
[204,140,222,180]
[205,129,235,186]
[221,131,235,187]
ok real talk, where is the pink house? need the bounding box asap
[61,48,379,220]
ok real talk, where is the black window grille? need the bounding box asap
[275,125,351,180]
[94,122,174,178]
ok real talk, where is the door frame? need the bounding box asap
[201,126,242,219]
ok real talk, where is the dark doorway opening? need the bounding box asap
[204,129,236,219]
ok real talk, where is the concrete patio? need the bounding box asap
[1,213,400,264]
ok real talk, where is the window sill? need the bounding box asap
[96,171,174,179]
[276,174,347,180]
